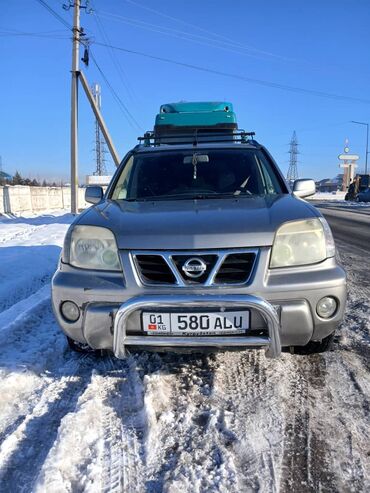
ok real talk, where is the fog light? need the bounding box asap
[316,297,337,319]
[61,301,80,322]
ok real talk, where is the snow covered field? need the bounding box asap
[0,211,369,492]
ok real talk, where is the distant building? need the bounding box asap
[315,173,344,192]
[332,173,344,189]
[315,179,334,192]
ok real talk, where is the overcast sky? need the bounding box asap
[1,0,369,182]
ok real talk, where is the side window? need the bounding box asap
[256,153,282,194]
[111,156,134,200]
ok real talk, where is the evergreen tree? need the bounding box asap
[12,171,24,185]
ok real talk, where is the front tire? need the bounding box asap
[291,332,335,355]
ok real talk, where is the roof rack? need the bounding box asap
[138,130,256,147]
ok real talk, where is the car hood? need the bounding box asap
[77,195,319,250]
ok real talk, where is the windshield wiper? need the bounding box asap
[126,192,254,202]
[121,191,262,202]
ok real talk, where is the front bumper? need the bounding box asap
[113,294,281,358]
[52,253,347,358]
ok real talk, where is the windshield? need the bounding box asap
[111,148,285,201]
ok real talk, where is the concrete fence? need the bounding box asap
[0,185,89,215]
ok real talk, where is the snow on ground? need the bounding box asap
[314,200,370,210]
[0,211,369,492]
[310,192,370,209]
[310,191,347,201]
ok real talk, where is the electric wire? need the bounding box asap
[0,30,69,39]
[88,49,142,130]
[97,10,273,61]
[91,8,137,102]
[33,1,141,130]
[122,0,296,62]
[97,8,357,74]
[34,0,71,30]
[93,41,370,105]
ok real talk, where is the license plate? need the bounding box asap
[142,311,249,336]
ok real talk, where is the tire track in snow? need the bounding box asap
[34,369,109,493]
[322,352,370,492]
[0,272,53,315]
[0,284,50,332]
[0,362,93,492]
[213,350,287,493]
[280,350,370,493]
[0,296,95,490]
[0,224,48,245]
[142,353,240,492]
[98,355,147,493]
[279,356,336,492]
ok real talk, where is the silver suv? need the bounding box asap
[52,119,346,359]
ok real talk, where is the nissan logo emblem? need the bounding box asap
[182,258,207,278]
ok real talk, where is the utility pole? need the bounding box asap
[66,0,119,212]
[70,0,80,214]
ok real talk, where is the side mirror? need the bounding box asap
[85,186,103,205]
[292,179,316,199]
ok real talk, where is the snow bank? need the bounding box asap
[0,211,73,312]
[310,191,346,201]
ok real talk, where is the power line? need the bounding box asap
[0,30,69,39]
[0,27,68,33]
[97,10,279,61]
[92,9,137,102]
[122,0,294,62]
[112,2,365,78]
[34,0,71,30]
[88,49,142,130]
[93,42,370,105]
[33,1,141,131]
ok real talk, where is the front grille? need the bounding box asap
[132,249,258,287]
[214,253,256,284]
[135,255,176,284]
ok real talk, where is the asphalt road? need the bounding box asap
[317,205,370,291]
[319,207,370,252]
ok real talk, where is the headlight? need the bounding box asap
[270,217,335,268]
[69,226,121,271]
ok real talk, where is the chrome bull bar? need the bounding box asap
[113,294,281,359]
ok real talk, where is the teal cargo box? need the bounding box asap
[154,101,238,135]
